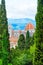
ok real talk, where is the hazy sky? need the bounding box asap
[0,0,37,20]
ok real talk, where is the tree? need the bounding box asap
[25,31,30,49]
[34,0,43,65]
[0,0,10,65]
[10,48,32,65]
[30,34,35,46]
[0,5,2,59]
[18,34,25,50]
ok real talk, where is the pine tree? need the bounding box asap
[34,0,43,65]
[25,31,30,49]
[0,0,10,65]
[18,34,25,50]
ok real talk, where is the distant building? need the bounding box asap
[8,23,35,48]
[8,25,12,37]
[25,23,35,36]
[9,36,18,48]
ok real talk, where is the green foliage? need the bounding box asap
[31,34,34,44]
[10,48,33,65]
[0,0,10,65]
[17,31,35,65]
[34,0,43,65]
[0,59,2,65]
[25,31,31,49]
[8,64,12,65]
[18,34,25,50]
[26,31,30,43]
[0,4,2,59]
[30,43,36,65]
[18,31,32,50]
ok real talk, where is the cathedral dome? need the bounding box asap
[25,23,34,30]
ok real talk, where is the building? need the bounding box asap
[25,23,35,36]
[9,23,35,48]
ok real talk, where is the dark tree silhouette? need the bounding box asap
[18,34,25,50]
[25,31,30,49]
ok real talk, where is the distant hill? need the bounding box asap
[8,18,36,30]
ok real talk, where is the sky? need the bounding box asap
[0,0,37,30]
[0,0,37,20]
[5,0,37,20]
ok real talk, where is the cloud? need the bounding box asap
[5,0,37,20]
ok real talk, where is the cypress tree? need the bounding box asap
[25,31,30,49]
[34,0,43,65]
[0,0,10,65]
[18,34,25,50]
[0,4,2,59]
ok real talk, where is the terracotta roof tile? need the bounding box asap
[25,23,34,30]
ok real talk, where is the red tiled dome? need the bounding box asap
[25,23,34,30]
